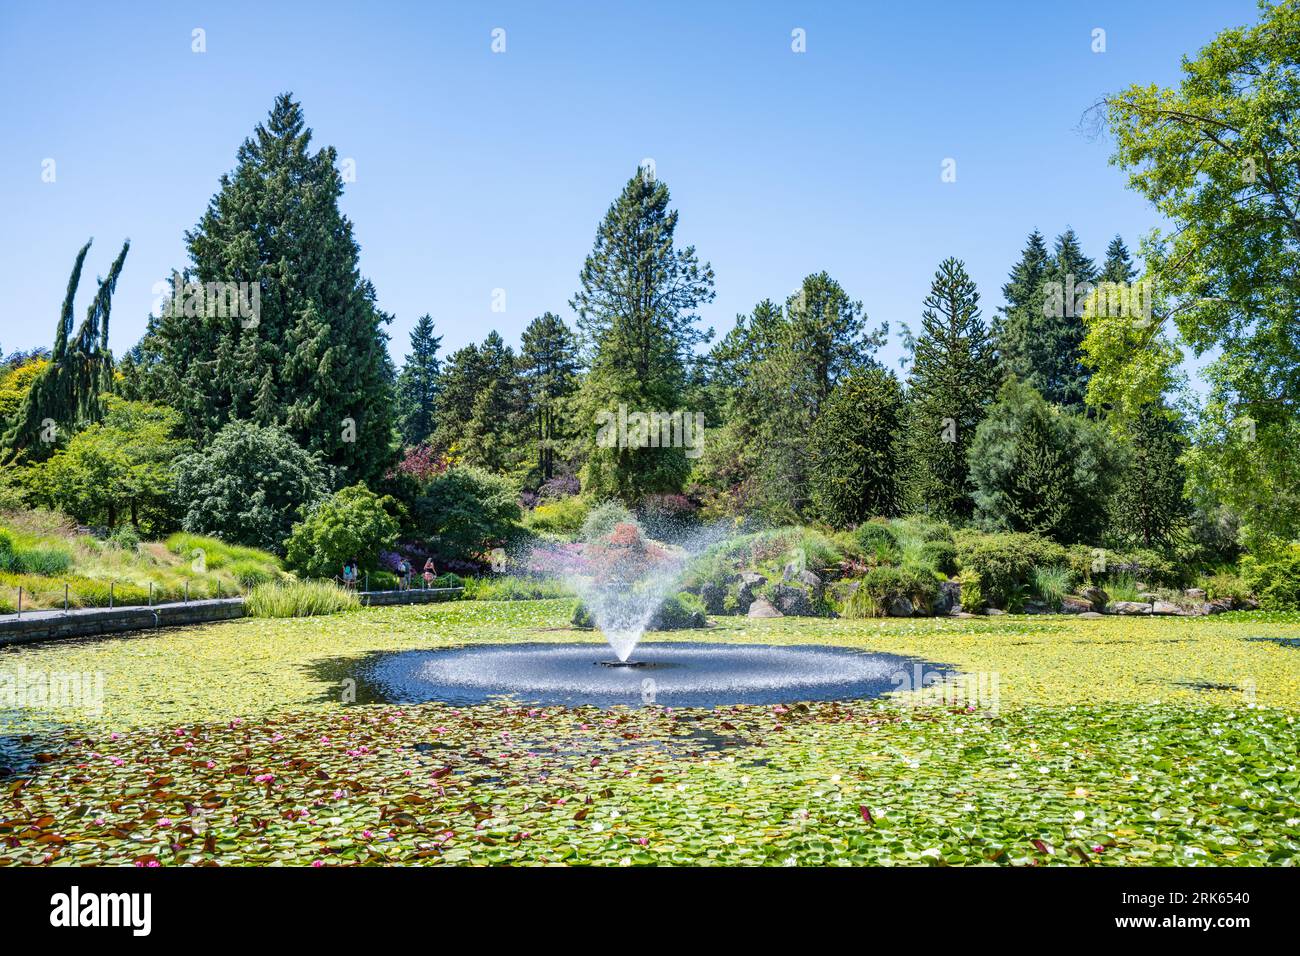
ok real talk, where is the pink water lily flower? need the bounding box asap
[254,773,275,783]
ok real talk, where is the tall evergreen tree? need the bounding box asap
[571,170,714,501]
[519,312,580,483]
[997,229,1096,408]
[395,314,442,447]
[904,258,1000,519]
[2,238,129,460]
[1109,403,1188,548]
[142,94,397,484]
[432,333,527,475]
[1100,235,1137,285]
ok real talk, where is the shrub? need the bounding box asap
[571,602,594,628]
[955,530,1067,608]
[853,521,898,553]
[581,500,634,541]
[108,525,141,553]
[284,484,401,579]
[1241,544,1300,610]
[245,581,360,618]
[958,568,985,612]
[919,539,958,576]
[1105,573,1143,603]
[860,564,938,615]
[838,585,878,620]
[415,466,523,561]
[1199,569,1250,604]
[650,591,708,629]
[174,420,330,553]
[526,497,589,536]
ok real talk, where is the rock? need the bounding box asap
[1078,611,1104,619]
[949,611,976,619]
[1023,601,1049,614]
[1060,595,1092,614]
[1106,601,1151,615]
[1184,603,1210,617]
[1151,601,1183,616]
[1080,586,1109,610]
[886,597,913,618]
[746,597,782,619]
[698,581,727,615]
[934,580,961,615]
[983,607,1006,616]
[1239,596,1259,610]
[772,583,817,617]
[1184,588,1206,600]
[792,569,824,597]
[736,572,768,607]
[1207,597,1234,614]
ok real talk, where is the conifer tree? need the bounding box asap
[3,238,129,459]
[519,312,580,482]
[1100,235,1137,284]
[395,314,442,447]
[904,258,1000,518]
[143,94,396,484]
[1109,403,1188,548]
[571,169,714,501]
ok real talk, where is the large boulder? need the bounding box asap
[886,597,913,618]
[1151,601,1183,616]
[1078,611,1105,619]
[934,580,961,615]
[771,583,817,616]
[698,581,728,615]
[1106,601,1151,615]
[1184,588,1207,601]
[1079,586,1109,611]
[1061,595,1092,614]
[746,596,782,619]
[1207,597,1234,614]
[736,572,768,608]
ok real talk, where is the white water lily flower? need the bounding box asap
[920,848,941,858]
[1074,811,1086,821]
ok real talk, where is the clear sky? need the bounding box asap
[0,0,1261,384]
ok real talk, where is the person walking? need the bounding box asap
[422,557,436,589]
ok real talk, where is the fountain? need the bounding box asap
[325,512,955,709]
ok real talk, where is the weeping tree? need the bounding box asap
[2,238,130,460]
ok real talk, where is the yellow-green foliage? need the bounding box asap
[525,497,589,536]
[245,580,359,618]
[0,510,285,609]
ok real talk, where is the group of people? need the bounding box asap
[340,556,437,591]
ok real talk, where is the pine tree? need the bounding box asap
[571,170,714,501]
[143,94,397,484]
[3,239,129,460]
[1109,403,1188,548]
[395,314,442,447]
[808,367,907,526]
[1100,235,1137,284]
[997,229,1096,408]
[904,258,1000,519]
[519,312,580,483]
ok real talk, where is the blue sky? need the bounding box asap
[0,0,1261,384]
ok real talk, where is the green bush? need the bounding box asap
[919,539,958,576]
[581,500,634,541]
[284,484,400,579]
[464,576,571,601]
[108,526,141,552]
[526,497,589,536]
[571,602,594,628]
[174,420,330,553]
[853,522,898,554]
[650,591,708,629]
[0,531,72,575]
[955,530,1067,608]
[1199,569,1250,604]
[958,568,985,613]
[1241,544,1300,610]
[838,585,878,620]
[415,467,523,561]
[860,564,937,615]
[245,581,360,618]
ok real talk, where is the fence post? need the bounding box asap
[109,581,114,609]
[64,583,69,614]
[185,579,190,604]
[365,571,369,593]
[16,587,21,618]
